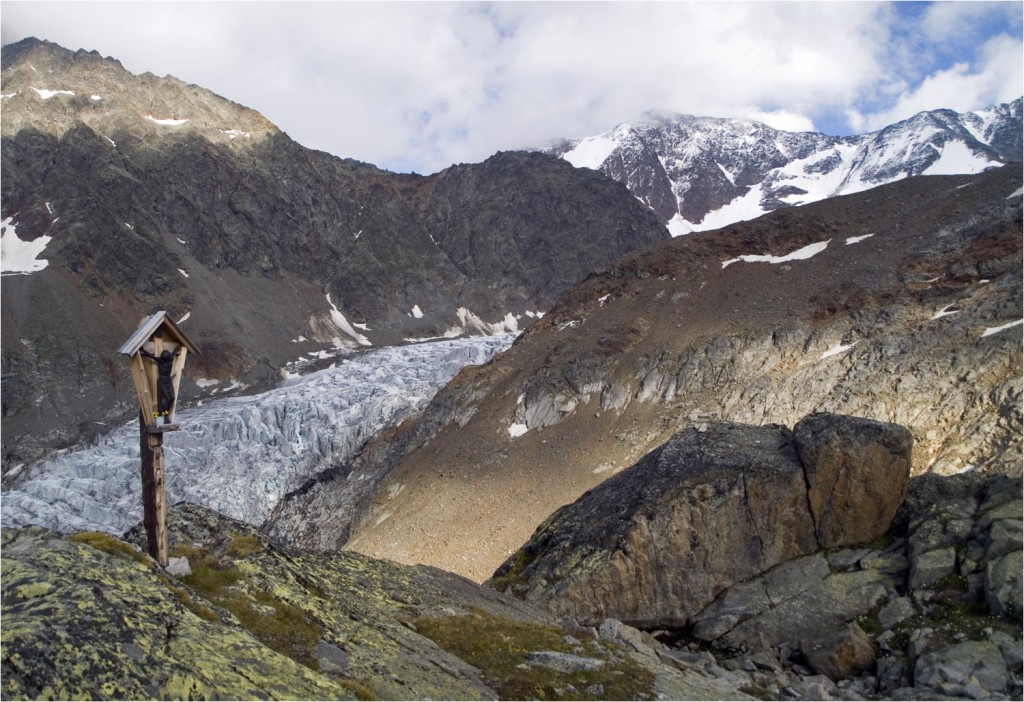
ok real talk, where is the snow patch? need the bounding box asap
[930,305,959,321]
[450,308,519,337]
[177,268,189,278]
[666,214,694,237]
[90,94,102,101]
[563,133,620,170]
[325,293,372,347]
[1008,186,1024,199]
[722,240,830,269]
[212,379,247,395]
[845,233,875,245]
[508,423,528,438]
[922,141,1000,176]
[177,312,191,324]
[1,218,51,275]
[220,129,251,139]
[820,342,856,360]
[32,87,74,99]
[1,93,16,99]
[981,319,1023,338]
[145,115,189,126]
[716,161,737,185]
[697,184,770,232]
[194,378,220,388]
[411,304,424,319]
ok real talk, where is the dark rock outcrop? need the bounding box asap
[490,413,911,630]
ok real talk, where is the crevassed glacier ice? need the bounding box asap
[1,334,515,535]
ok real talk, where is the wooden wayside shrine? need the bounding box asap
[118,311,199,566]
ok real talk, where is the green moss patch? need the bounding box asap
[415,608,655,700]
[69,531,147,563]
[174,544,324,669]
[226,532,263,559]
[488,548,536,593]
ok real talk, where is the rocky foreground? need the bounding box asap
[3,413,1020,701]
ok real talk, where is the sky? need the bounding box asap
[1,1,1021,174]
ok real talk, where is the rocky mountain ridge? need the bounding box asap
[267,165,1022,583]
[1,37,668,469]
[538,100,1023,234]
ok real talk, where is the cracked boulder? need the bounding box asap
[490,413,912,631]
[794,412,913,548]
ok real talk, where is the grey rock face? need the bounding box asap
[985,551,1023,618]
[524,651,605,673]
[877,596,917,631]
[689,552,893,651]
[914,641,1010,696]
[908,546,958,590]
[491,413,911,630]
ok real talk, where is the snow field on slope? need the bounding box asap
[1,334,516,536]
[0,217,51,275]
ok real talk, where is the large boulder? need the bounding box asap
[491,413,912,629]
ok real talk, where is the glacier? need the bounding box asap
[1,334,515,536]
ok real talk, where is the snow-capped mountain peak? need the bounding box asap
[539,99,1022,235]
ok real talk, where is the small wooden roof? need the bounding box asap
[117,311,200,356]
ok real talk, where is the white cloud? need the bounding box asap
[853,33,1024,132]
[742,108,817,133]
[1,2,1019,174]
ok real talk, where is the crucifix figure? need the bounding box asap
[140,346,181,417]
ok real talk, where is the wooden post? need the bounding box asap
[139,411,168,566]
[120,312,197,566]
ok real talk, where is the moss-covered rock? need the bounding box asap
[1,525,352,701]
[4,503,766,700]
